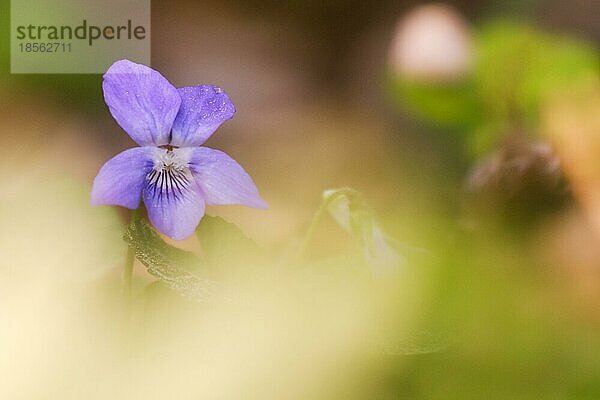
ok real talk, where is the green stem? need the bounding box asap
[296,200,329,262]
[122,207,141,300]
[296,188,359,263]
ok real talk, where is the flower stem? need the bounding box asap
[122,207,141,301]
[296,189,354,263]
[297,201,329,262]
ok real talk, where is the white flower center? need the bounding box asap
[146,148,194,201]
[155,148,187,172]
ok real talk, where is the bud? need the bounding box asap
[466,134,569,226]
[389,3,473,82]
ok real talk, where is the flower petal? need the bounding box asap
[91,147,156,209]
[143,168,206,240]
[170,86,236,147]
[187,147,267,209]
[103,59,181,146]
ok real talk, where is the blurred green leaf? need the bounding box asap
[476,21,598,118]
[518,38,598,118]
[472,21,599,155]
[124,217,215,301]
[389,75,481,129]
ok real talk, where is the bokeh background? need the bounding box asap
[0,0,599,398]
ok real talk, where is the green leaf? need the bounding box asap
[472,21,599,155]
[196,215,265,274]
[477,22,598,117]
[389,75,481,129]
[123,218,215,301]
[517,37,598,120]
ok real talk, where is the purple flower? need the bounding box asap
[91,60,267,240]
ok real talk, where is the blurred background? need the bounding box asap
[0,0,599,398]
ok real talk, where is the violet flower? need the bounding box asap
[91,60,266,240]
